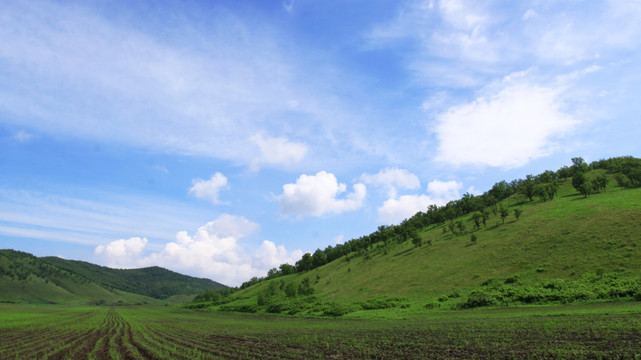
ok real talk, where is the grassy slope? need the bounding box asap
[0,251,225,305]
[223,178,641,312]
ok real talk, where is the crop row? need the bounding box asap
[2,304,641,359]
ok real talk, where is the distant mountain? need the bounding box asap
[0,250,226,305]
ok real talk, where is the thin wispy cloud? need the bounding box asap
[0,1,372,170]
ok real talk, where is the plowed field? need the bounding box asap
[1,303,641,359]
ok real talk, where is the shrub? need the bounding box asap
[460,292,497,309]
[322,302,356,317]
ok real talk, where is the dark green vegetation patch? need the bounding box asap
[0,250,226,305]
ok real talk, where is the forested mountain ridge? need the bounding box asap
[0,250,226,304]
[192,156,641,317]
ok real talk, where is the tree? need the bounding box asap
[311,249,327,268]
[470,233,477,243]
[545,183,558,200]
[571,157,588,175]
[448,222,456,234]
[410,231,423,248]
[481,209,490,227]
[471,211,482,230]
[298,278,314,295]
[519,176,536,202]
[295,253,313,272]
[513,208,522,221]
[499,206,509,224]
[285,282,297,298]
[578,181,593,198]
[572,172,587,194]
[534,184,548,202]
[613,173,629,189]
[456,220,466,234]
[279,263,296,276]
[593,173,608,193]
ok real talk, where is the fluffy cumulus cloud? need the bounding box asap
[434,74,577,168]
[377,179,463,224]
[188,173,228,204]
[94,214,300,286]
[426,179,463,201]
[94,237,147,268]
[278,171,366,217]
[378,195,434,224]
[361,168,420,198]
[250,134,307,170]
[251,240,303,270]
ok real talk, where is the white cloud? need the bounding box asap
[434,73,577,168]
[283,0,295,13]
[522,9,537,21]
[361,168,420,198]
[377,178,464,224]
[12,130,35,142]
[252,240,302,270]
[94,237,147,268]
[0,1,363,170]
[203,213,260,239]
[378,194,436,224]
[152,165,169,174]
[426,179,463,201]
[334,234,344,245]
[278,171,366,217]
[188,173,228,204]
[250,134,307,170]
[94,214,300,286]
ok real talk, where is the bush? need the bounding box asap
[360,296,406,310]
[459,292,497,309]
[322,302,357,317]
[219,304,258,313]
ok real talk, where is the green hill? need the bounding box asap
[0,250,226,305]
[195,157,641,317]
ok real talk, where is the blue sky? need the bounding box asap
[1,0,640,286]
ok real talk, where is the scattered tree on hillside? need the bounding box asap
[311,249,328,268]
[456,220,466,234]
[472,212,482,230]
[578,182,593,198]
[594,174,608,193]
[572,172,587,194]
[285,282,297,298]
[296,253,313,273]
[448,222,456,234]
[571,157,589,175]
[518,176,537,202]
[514,208,522,221]
[499,206,509,224]
[470,233,477,243]
[614,173,629,189]
[481,209,490,227]
[410,231,423,248]
[298,278,314,295]
[279,263,296,276]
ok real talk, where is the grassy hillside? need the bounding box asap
[0,250,226,305]
[201,176,641,316]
